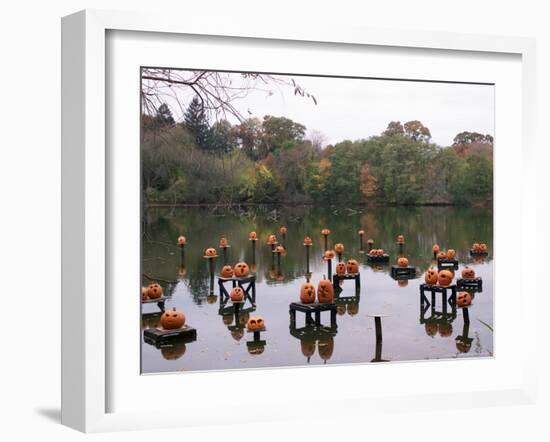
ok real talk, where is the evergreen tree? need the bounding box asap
[155,103,175,127]
[183,97,211,150]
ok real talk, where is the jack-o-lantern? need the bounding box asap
[472,242,480,252]
[461,266,476,279]
[146,283,163,299]
[438,322,453,338]
[160,308,185,330]
[432,244,440,254]
[347,303,359,316]
[205,247,218,257]
[160,342,186,360]
[247,316,263,331]
[318,336,334,361]
[303,236,312,246]
[367,239,374,246]
[446,249,456,260]
[220,265,234,278]
[256,317,265,329]
[424,268,439,285]
[321,228,330,236]
[437,270,454,286]
[323,250,336,261]
[397,234,405,244]
[334,243,345,254]
[425,321,438,337]
[358,229,365,236]
[317,278,334,304]
[177,236,186,245]
[397,257,409,267]
[141,287,148,300]
[219,237,228,248]
[456,291,473,307]
[300,282,316,304]
[479,243,488,252]
[398,279,409,288]
[230,287,244,302]
[267,234,277,245]
[279,226,287,235]
[346,259,359,274]
[233,262,250,278]
[249,231,257,240]
[335,262,346,276]
[377,249,385,256]
[301,339,316,358]
[275,245,285,254]
[437,251,447,261]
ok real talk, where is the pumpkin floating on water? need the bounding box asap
[334,243,345,254]
[346,259,359,274]
[303,236,312,246]
[456,291,473,307]
[279,226,287,235]
[321,228,330,236]
[146,283,163,299]
[397,257,409,267]
[479,243,488,252]
[177,236,186,245]
[335,262,346,276]
[438,323,453,338]
[300,282,316,304]
[317,278,334,304]
[446,249,456,260]
[234,262,250,278]
[230,287,244,302]
[397,234,405,244]
[220,265,234,278]
[424,268,439,285]
[219,237,229,248]
[249,231,257,240]
[437,251,447,261]
[205,247,218,257]
[323,250,336,261]
[461,266,476,279]
[160,308,186,330]
[437,270,454,286]
[432,244,440,254]
[318,336,334,361]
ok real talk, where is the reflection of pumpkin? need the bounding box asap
[301,339,316,358]
[397,279,408,287]
[303,236,312,246]
[267,234,277,245]
[479,243,488,252]
[472,242,480,252]
[456,291,473,307]
[219,237,228,248]
[335,262,346,276]
[346,259,359,274]
[248,343,265,355]
[438,323,453,337]
[220,265,234,278]
[177,236,186,245]
[238,312,250,326]
[424,268,439,285]
[317,278,334,304]
[161,343,187,360]
[141,287,148,300]
[397,234,405,244]
[437,270,454,286]
[231,329,244,341]
[222,314,233,325]
[160,308,185,330]
[321,228,330,236]
[397,257,409,267]
[146,283,163,299]
[249,231,257,240]
[318,336,334,361]
[461,266,476,279]
[233,262,250,278]
[432,244,440,254]
[205,247,217,257]
[323,250,336,261]
[347,303,359,316]
[425,322,438,337]
[337,304,346,316]
[230,287,244,302]
[334,243,345,254]
[456,340,472,353]
[279,226,287,235]
[300,282,316,304]
[206,295,217,304]
[446,249,456,260]
[437,251,447,261]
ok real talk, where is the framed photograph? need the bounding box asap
[62,9,537,432]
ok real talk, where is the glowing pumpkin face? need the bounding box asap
[334,243,345,254]
[432,244,440,254]
[177,236,186,245]
[397,235,405,244]
[160,308,185,330]
[205,247,218,257]
[321,228,330,236]
[146,283,163,299]
[456,291,473,307]
[323,250,336,261]
[479,243,488,252]
[437,270,454,286]
[346,259,359,274]
[303,236,312,246]
[437,251,447,261]
[230,287,244,302]
[300,282,316,304]
[397,257,409,267]
[335,262,346,276]
[446,249,456,260]
[233,262,250,278]
[424,268,439,285]
[279,226,287,235]
[220,265,234,278]
[219,237,228,248]
[249,231,257,240]
[318,336,334,361]
[461,266,476,279]
[317,279,334,304]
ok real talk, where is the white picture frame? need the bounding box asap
[61,9,537,433]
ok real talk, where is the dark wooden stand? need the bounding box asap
[367,254,390,263]
[289,302,337,329]
[143,324,197,345]
[457,277,483,291]
[332,272,360,292]
[391,265,417,279]
[437,258,459,271]
[218,275,256,307]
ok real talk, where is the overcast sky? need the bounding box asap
[153,71,494,147]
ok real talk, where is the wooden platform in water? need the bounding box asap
[367,254,390,263]
[391,265,417,278]
[143,325,197,344]
[469,250,488,257]
[457,277,483,291]
[289,302,337,328]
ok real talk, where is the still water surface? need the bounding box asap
[141,206,493,373]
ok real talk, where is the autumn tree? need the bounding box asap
[382,121,404,137]
[403,120,431,142]
[359,162,378,202]
[261,115,306,155]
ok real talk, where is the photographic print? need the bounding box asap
[140,68,493,373]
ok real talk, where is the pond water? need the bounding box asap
[141,206,493,374]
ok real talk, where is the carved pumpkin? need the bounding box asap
[160,342,186,360]
[347,302,359,316]
[233,262,250,278]
[275,245,285,254]
[300,282,316,304]
[367,239,374,246]
[377,249,385,256]
[437,270,454,286]
[318,336,334,361]
[461,266,476,279]
[230,287,244,302]
[472,242,480,252]
[358,229,365,236]
[141,287,148,300]
[249,231,257,240]
[334,243,345,254]
[432,244,440,254]
[177,236,186,245]
[438,323,453,337]
[446,249,456,260]
[321,228,330,236]
[456,291,473,307]
[323,250,336,261]
[479,243,488,252]
[279,226,287,235]
[346,259,359,274]
[303,236,312,246]
[425,322,438,337]
[335,262,346,276]
[424,268,439,285]
[317,278,334,304]
[437,251,447,261]
[146,283,163,299]
[247,317,261,331]
[205,247,218,257]
[301,339,316,358]
[397,234,405,244]
[397,257,409,267]
[160,308,185,330]
[220,265,234,278]
[267,234,277,245]
[219,237,229,248]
